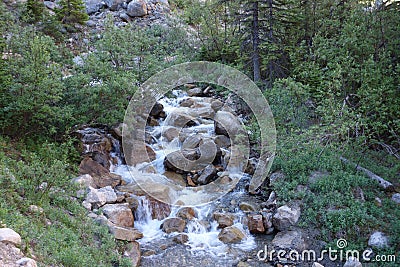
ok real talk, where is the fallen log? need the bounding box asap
[340,156,394,190]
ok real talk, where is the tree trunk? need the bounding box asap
[252,1,261,82]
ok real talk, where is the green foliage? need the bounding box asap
[25,0,45,23]
[0,137,131,266]
[57,0,88,25]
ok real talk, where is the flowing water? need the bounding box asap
[112,90,258,265]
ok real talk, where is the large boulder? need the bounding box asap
[187,87,203,97]
[162,127,179,142]
[0,228,21,246]
[164,111,198,128]
[161,217,186,234]
[79,157,122,188]
[164,149,199,172]
[127,0,148,17]
[272,205,301,231]
[247,214,265,234]
[218,225,246,244]
[187,107,215,119]
[102,203,134,227]
[214,111,243,137]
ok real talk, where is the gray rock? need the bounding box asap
[273,205,301,231]
[368,231,389,248]
[269,171,285,186]
[187,87,203,96]
[71,174,95,188]
[0,228,21,246]
[343,256,362,267]
[104,0,124,10]
[312,262,324,267]
[272,230,306,251]
[214,111,243,137]
[44,1,58,10]
[164,111,198,128]
[16,257,37,267]
[85,186,117,208]
[102,203,134,227]
[84,0,104,15]
[127,0,148,17]
[73,55,84,67]
[197,165,217,185]
[218,225,246,244]
[162,127,179,142]
[391,193,400,204]
[182,134,202,149]
[187,107,215,119]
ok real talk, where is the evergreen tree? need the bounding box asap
[57,0,88,25]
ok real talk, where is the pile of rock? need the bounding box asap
[0,228,37,267]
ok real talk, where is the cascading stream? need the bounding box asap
[113,90,257,258]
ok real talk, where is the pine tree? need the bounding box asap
[57,0,88,25]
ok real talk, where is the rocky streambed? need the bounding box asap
[72,86,327,267]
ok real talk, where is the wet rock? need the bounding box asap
[392,193,400,204]
[173,233,189,244]
[247,214,265,234]
[124,241,141,267]
[164,149,199,172]
[16,257,37,267]
[239,202,257,212]
[124,140,156,166]
[343,256,362,267]
[150,102,164,118]
[165,111,198,128]
[0,228,21,246]
[161,217,186,233]
[79,157,122,188]
[188,87,203,96]
[127,0,148,17]
[218,225,246,244]
[126,196,139,210]
[109,225,143,241]
[176,207,198,220]
[368,231,389,248]
[214,111,242,137]
[272,230,306,251]
[102,203,134,227]
[111,123,126,140]
[85,186,117,208]
[148,197,171,220]
[197,165,217,185]
[162,127,179,142]
[273,205,301,231]
[71,174,96,189]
